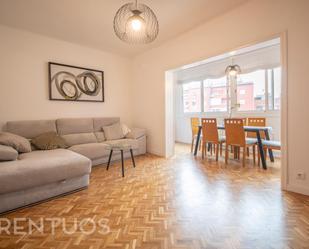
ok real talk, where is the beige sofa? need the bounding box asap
[0,117,146,213]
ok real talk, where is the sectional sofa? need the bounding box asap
[0,117,146,213]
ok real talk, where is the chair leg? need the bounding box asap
[225,145,229,165]
[202,142,205,159]
[247,147,250,157]
[233,146,237,159]
[191,138,194,153]
[220,143,223,156]
[253,145,256,165]
[242,147,246,167]
[215,143,219,161]
[199,139,202,151]
[257,148,260,166]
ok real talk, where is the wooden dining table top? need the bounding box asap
[198,125,272,132]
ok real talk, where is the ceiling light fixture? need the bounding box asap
[113,0,159,44]
[225,58,241,77]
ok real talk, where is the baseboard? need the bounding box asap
[147,148,165,157]
[286,184,309,196]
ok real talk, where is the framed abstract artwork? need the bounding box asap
[48,62,104,102]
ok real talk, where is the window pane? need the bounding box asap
[267,69,274,110]
[237,70,265,111]
[273,67,281,110]
[183,81,201,113]
[203,77,227,112]
[267,67,281,110]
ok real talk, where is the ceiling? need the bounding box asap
[0,0,248,57]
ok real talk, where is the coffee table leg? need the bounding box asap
[130,149,136,168]
[121,150,124,177]
[106,150,113,170]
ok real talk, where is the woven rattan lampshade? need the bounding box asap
[113,1,159,44]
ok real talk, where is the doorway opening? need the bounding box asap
[165,35,287,188]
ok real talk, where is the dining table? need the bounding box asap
[194,125,274,169]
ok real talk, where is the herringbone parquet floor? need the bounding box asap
[1,144,309,249]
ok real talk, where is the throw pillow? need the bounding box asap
[0,144,18,161]
[121,123,131,136]
[0,132,31,153]
[31,132,68,150]
[102,123,124,140]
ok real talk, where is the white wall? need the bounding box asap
[0,25,133,129]
[132,0,309,194]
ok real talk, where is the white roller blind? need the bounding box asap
[177,44,280,83]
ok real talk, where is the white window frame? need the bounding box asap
[181,67,281,115]
[182,81,202,114]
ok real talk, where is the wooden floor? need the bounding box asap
[1,144,309,249]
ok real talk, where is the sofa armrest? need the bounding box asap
[125,128,146,139]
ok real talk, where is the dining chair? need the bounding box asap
[190,117,201,153]
[258,140,281,166]
[247,117,266,160]
[224,118,257,167]
[201,118,225,161]
[247,117,266,138]
[232,117,247,159]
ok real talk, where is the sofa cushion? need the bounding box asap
[93,117,120,132]
[61,133,97,147]
[69,143,111,160]
[6,120,56,139]
[0,145,18,161]
[103,123,124,140]
[0,149,91,194]
[31,132,68,150]
[0,132,32,153]
[104,139,139,150]
[56,118,94,135]
[125,128,146,139]
[94,131,106,142]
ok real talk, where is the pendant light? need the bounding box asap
[225,58,241,77]
[113,0,159,44]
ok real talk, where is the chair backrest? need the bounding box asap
[224,118,246,147]
[247,117,266,138]
[234,117,247,126]
[191,117,200,136]
[201,118,219,143]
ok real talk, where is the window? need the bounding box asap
[239,89,246,95]
[268,67,281,110]
[237,70,266,111]
[183,81,201,113]
[181,68,281,113]
[203,77,227,112]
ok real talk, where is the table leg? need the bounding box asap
[106,150,113,170]
[121,150,124,177]
[256,131,267,170]
[194,126,202,156]
[264,129,274,162]
[130,149,136,168]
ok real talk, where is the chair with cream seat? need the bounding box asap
[258,140,281,166]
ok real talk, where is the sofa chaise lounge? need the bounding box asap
[0,117,146,213]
